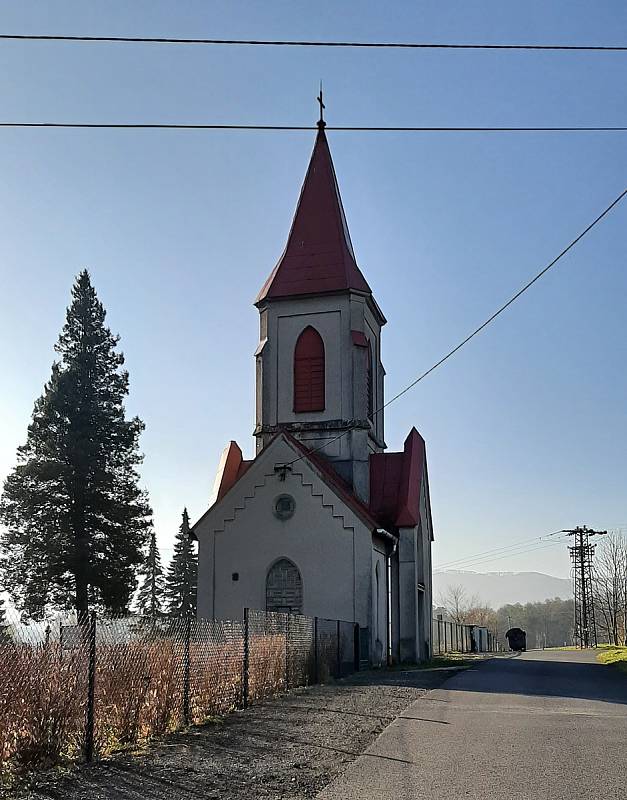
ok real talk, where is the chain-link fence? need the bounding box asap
[432,617,498,655]
[0,607,359,779]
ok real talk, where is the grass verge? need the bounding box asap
[596,645,627,674]
[390,654,480,671]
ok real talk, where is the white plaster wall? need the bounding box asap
[418,475,434,659]
[363,302,384,445]
[195,436,373,627]
[260,294,352,429]
[255,292,385,458]
[397,525,418,662]
[371,542,388,666]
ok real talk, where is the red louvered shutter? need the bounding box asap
[294,326,325,412]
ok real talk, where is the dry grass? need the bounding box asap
[248,634,287,701]
[0,630,293,782]
[0,643,86,777]
[190,637,244,722]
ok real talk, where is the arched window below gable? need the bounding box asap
[293,326,325,412]
[266,558,303,615]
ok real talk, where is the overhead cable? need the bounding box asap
[0,122,626,133]
[282,185,627,469]
[434,531,566,570]
[1,34,626,52]
[433,539,570,572]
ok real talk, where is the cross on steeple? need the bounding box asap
[317,83,326,128]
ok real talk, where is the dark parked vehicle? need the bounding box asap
[505,627,527,651]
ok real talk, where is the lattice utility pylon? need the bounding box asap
[564,526,607,648]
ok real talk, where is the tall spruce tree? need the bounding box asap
[165,509,197,616]
[0,271,151,619]
[136,529,165,617]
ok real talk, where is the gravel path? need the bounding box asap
[11,666,471,800]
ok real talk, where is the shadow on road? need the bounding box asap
[347,653,627,707]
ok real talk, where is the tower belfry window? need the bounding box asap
[294,326,325,412]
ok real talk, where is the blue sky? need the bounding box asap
[0,2,625,582]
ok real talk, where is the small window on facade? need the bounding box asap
[273,494,296,520]
[367,340,374,421]
[293,326,325,412]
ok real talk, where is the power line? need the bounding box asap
[1,34,626,51]
[436,525,625,572]
[380,188,627,409]
[0,123,626,133]
[434,540,569,572]
[282,185,627,469]
[434,538,570,573]
[566,526,607,647]
[434,531,566,570]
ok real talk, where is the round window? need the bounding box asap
[273,494,295,520]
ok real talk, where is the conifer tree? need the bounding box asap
[136,529,165,617]
[165,509,197,616]
[0,596,10,642]
[0,271,151,619]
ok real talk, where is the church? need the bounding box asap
[192,112,434,665]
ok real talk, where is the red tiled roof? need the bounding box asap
[369,452,404,530]
[395,428,426,527]
[214,441,252,502]
[369,428,427,530]
[256,126,372,303]
[195,428,431,540]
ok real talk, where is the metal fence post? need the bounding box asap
[84,611,97,763]
[313,616,319,683]
[183,614,191,726]
[285,614,290,690]
[242,608,249,708]
[336,619,341,678]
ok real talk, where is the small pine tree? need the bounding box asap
[165,509,197,616]
[0,271,152,618]
[136,530,165,617]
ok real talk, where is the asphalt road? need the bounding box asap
[317,650,627,800]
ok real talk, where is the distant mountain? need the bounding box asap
[433,570,572,609]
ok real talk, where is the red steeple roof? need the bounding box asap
[256,125,372,303]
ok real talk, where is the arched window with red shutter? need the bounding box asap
[293,326,325,412]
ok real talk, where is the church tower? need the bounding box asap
[194,102,434,665]
[254,117,386,502]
